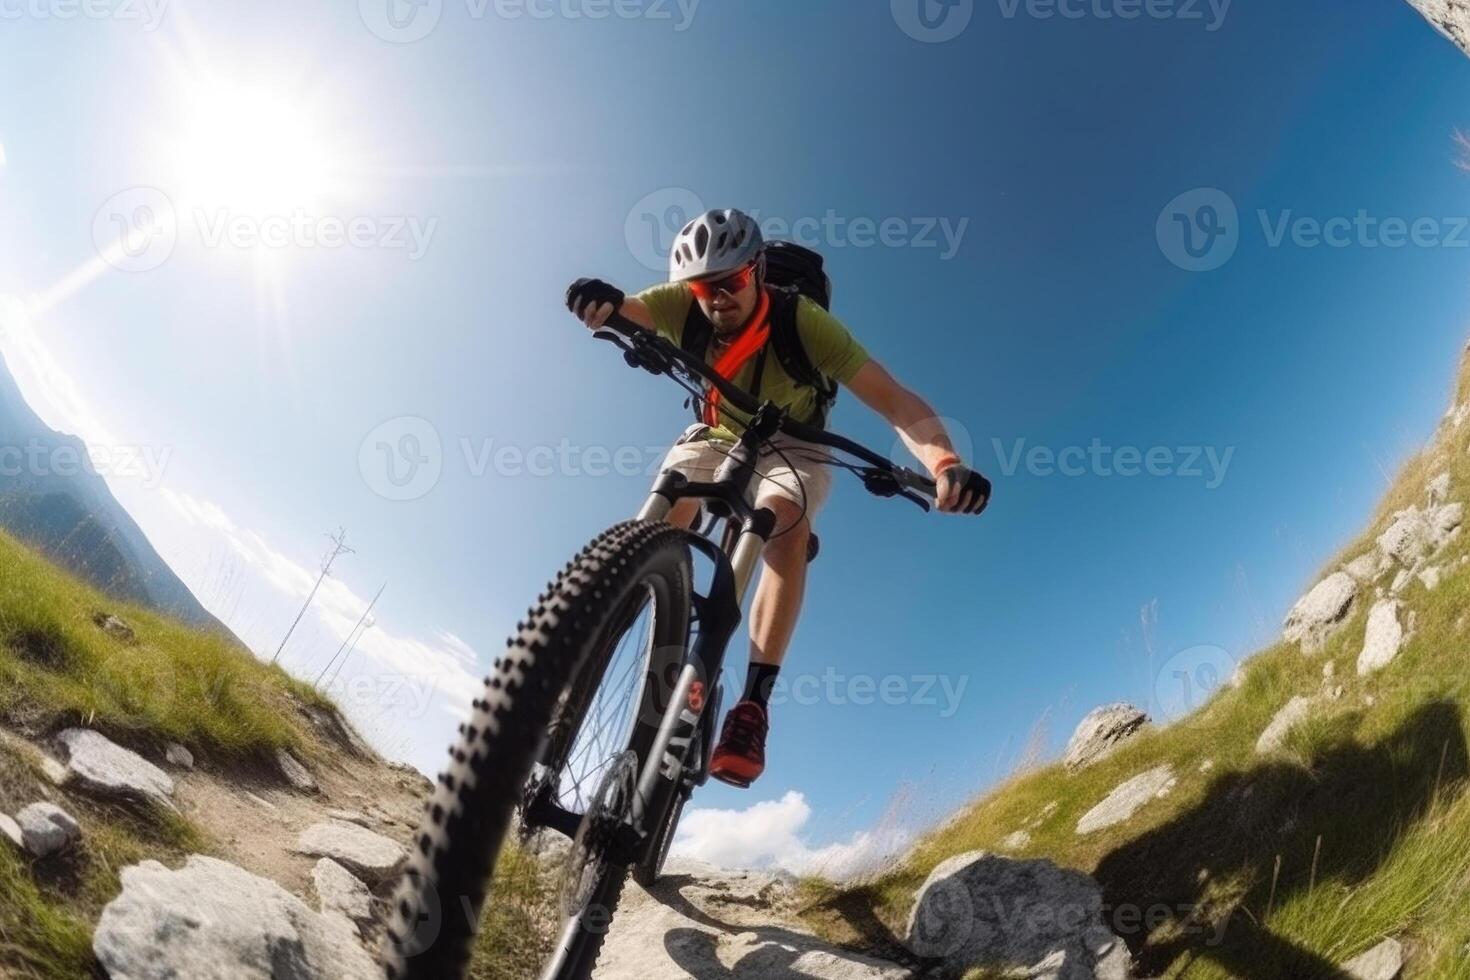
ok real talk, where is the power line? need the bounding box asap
[271,527,353,666]
[315,581,386,689]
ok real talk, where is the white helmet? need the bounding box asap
[668,208,764,283]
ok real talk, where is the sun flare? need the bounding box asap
[168,81,340,216]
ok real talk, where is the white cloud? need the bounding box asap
[671,790,911,882]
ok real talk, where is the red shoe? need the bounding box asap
[709,701,768,788]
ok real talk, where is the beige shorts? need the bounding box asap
[655,424,835,518]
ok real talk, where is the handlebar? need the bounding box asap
[595,310,938,508]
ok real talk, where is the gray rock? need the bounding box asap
[39,755,67,785]
[596,859,908,979]
[93,855,377,980]
[1343,552,1389,584]
[1379,504,1463,569]
[164,743,194,769]
[1256,696,1316,754]
[311,858,375,927]
[1427,471,1452,507]
[1282,572,1357,653]
[293,821,407,882]
[905,851,1132,979]
[16,802,81,857]
[1407,0,1470,58]
[1343,936,1404,980]
[56,729,174,811]
[1063,704,1149,772]
[92,612,136,643]
[325,809,372,828]
[275,748,318,793]
[0,813,22,850]
[1076,765,1175,835]
[1358,600,1406,676]
[1419,565,1444,591]
[1000,830,1032,851]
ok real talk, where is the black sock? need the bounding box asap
[743,663,780,710]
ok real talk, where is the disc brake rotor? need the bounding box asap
[560,749,639,918]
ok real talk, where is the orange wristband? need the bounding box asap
[933,454,962,477]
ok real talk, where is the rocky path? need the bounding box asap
[597,860,913,980]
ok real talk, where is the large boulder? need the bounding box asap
[1282,572,1357,654]
[55,728,174,811]
[1406,0,1470,56]
[1063,704,1149,772]
[293,820,407,882]
[1357,600,1407,676]
[1076,765,1175,835]
[93,855,377,980]
[905,851,1131,979]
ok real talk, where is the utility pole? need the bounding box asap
[271,528,353,666]
[315,581,386,689]
[324,616,374,690]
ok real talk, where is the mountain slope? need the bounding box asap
[0,349,225,634]
[803,342,1470,977]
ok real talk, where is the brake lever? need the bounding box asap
[593,328,671,375]
[859,467,932,513]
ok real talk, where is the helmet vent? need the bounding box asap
[694,224,710,258]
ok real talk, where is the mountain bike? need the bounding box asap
[382,309,936,980]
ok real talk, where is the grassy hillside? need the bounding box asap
[804,343,1470,979]
[0,528,338,978]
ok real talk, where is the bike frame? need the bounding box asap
[625,402,788,868]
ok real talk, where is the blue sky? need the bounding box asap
[1,0,1468,872]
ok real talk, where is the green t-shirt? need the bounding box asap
[635,283,870,440]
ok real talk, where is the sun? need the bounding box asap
[168,80,341,216]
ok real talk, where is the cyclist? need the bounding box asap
[566,208,989,788]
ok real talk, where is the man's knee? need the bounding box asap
[761,500,810,562]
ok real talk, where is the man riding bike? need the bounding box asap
[566,207,990,788]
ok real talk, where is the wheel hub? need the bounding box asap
[560,750,639,917]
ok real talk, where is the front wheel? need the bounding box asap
[382,520,694,980]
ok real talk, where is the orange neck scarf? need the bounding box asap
[702,289,771,426]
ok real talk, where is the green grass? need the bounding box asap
[0,527,342,978]
[0,529,333,764]
[802,348,1470,978]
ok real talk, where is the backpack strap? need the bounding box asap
[767,287,839,428]
[679,300,715,422]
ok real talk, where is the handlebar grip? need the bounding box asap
[601,309,645,338]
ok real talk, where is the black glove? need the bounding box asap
[937,464,991,515]
[565,278,625,320]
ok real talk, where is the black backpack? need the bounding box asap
[679,242,840,427]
